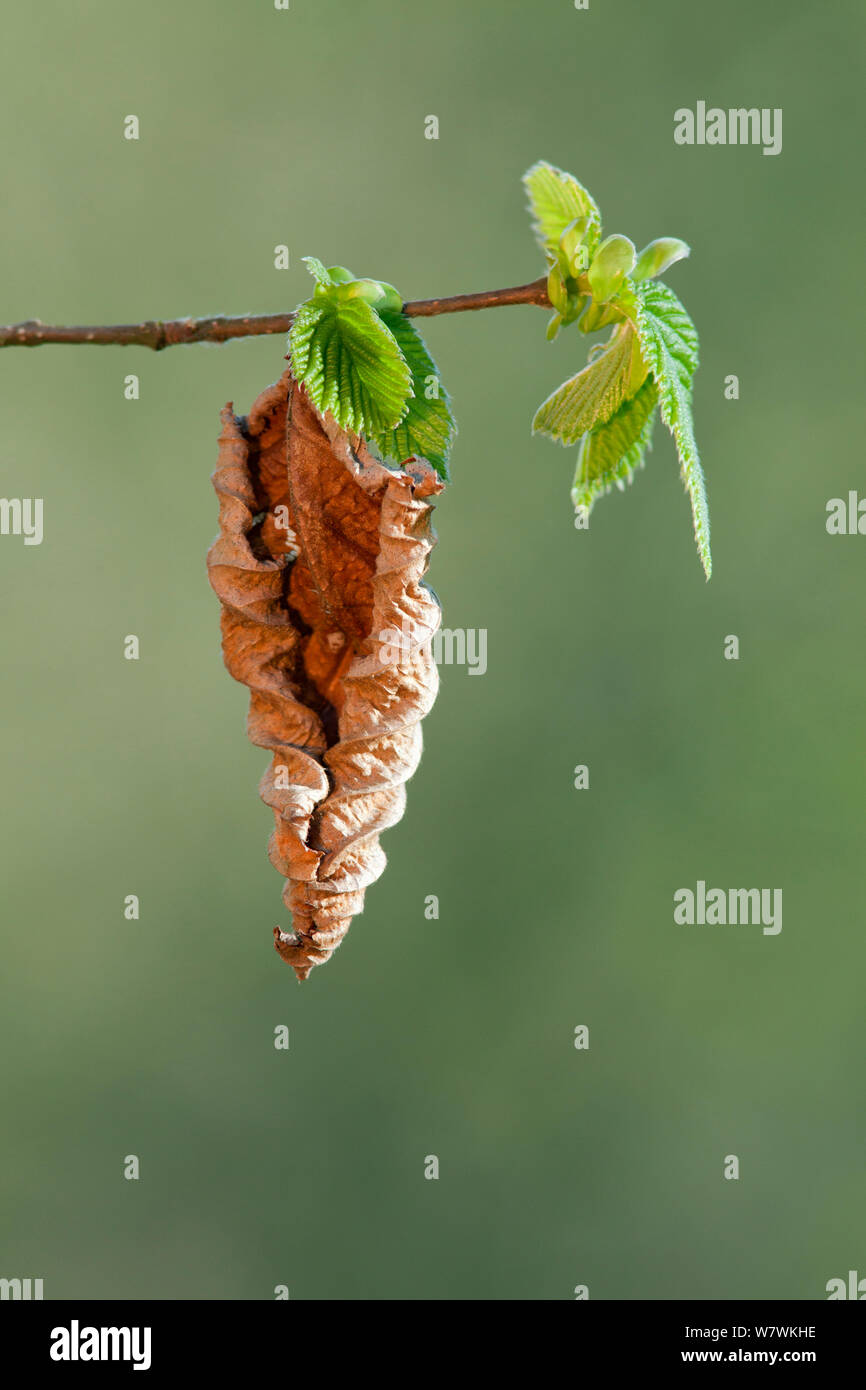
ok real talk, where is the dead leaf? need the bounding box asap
[207,368,443,980]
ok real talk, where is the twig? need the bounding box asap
[402,277,550,317]
[0,279,552,351]
[0,313,293,351]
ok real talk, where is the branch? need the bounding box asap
[402,277,550,317]
[0,278,551,350]
[0,313,294,351]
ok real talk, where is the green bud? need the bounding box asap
[374,281,404,314]
[336,278,385,307]
[326,265,356,283]
[339,277,404,313]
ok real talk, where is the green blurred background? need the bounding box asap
[1,0,863,1300]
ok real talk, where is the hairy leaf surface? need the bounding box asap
[289,296,412,437]
[373,311,455,479]
[523,160,603,262]
[572,378,658,512]
[532,324,639,444]
[634,280,711,577]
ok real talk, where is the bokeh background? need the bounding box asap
[1,0,863,1300]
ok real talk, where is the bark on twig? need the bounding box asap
[0,279,551,350]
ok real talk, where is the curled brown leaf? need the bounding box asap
[207,368,443,980]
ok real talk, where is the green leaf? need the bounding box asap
[373,311,456,479]
[633,238,690,283]
[289,295,412,437]
[634,280,711,577]
[572,378,658,513]
[523,161,602,263]
[301,255,336,288]
[532,324,640,444]
[587,234,636,303]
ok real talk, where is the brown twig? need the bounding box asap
[402,277,550,317]
[0,279,551,350]
[0,313,294,351]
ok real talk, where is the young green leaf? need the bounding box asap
[634,280,711,577]
[558,217,591,277]
[632,237,690,283]
[587,234,636,303]
[289,295,412,437]
[373,311,456,479]
[532,323,640,444]
[301,255,336,289]
[571,378,657,513]
[523,161,602,263]
[578,298,626,334]
[547,262,570,314]
[546,312,563,342]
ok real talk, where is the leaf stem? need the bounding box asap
[0,279,552,351]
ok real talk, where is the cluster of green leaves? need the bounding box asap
[288,258,454,478]
[525,161,711,577]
